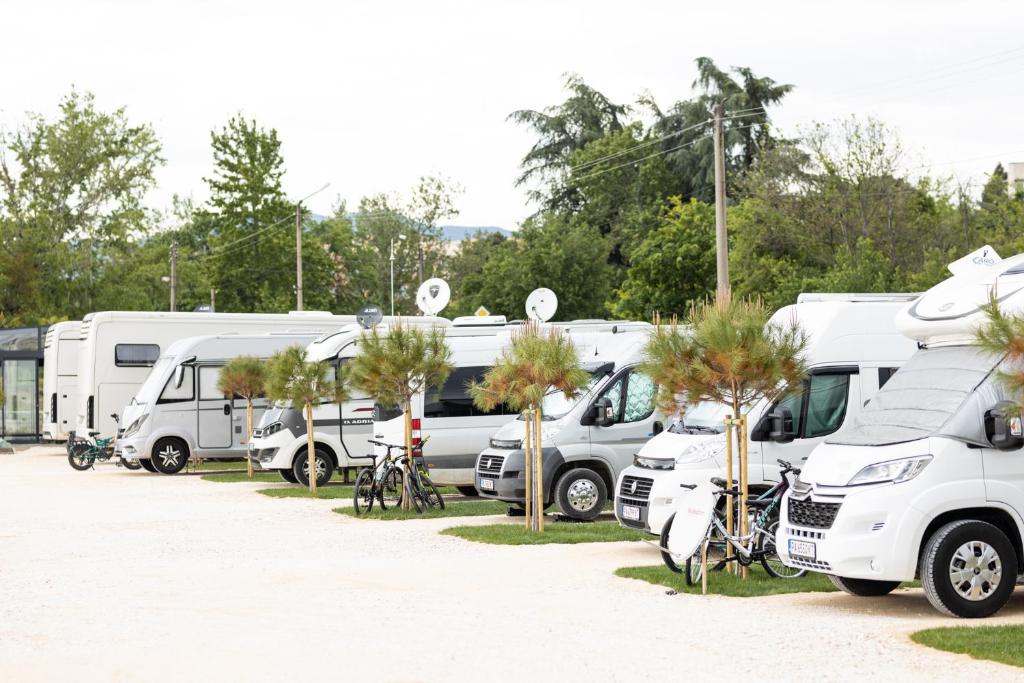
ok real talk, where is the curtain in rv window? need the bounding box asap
[114,344,160,367]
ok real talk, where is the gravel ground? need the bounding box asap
[2,446,1023,682]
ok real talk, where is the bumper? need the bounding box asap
[117,434,149,460]
[248,447,279,470]
[778,484,925,582]
[247,432,296,470]
[475,447,561,503]
[614,465,720,536]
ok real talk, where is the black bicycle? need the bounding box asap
[661,459,805,583]
[352,441,405,514]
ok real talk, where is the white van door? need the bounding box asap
[983,445,1024,511]
[589,368,659,476]
[197,365,232,449]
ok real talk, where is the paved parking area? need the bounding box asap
[2,446,1023,681]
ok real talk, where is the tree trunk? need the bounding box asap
[306,402,317,495]
[534,406,544,533]
[246,399,254,479]
[402,398,413,511]
[523,408,533,530]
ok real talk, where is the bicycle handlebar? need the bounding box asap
[776,458,801,476]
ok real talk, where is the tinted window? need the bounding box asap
[115,344,160,367]
[804,374,850,438]
[774,388,805,437]
[423,366,510,418]
[878,367,898,389]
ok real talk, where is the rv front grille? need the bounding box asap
[619,476,653,501]
[478,455,504,474]
[786,557,833,572]
[788,498,841,529]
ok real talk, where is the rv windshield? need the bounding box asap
[539,370,608,420]
[134,356,175,404]
[670,401,729,434]
[830,346,1000,447]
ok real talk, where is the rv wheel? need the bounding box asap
[139,458,158,473]
[279,469,298,484]
[828,575,900,596]
[920,520,1016,618]
[554,468,607,521]
[293,447,333,487]
[151,438,189,475]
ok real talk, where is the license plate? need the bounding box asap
[621,505,640,521]
[479,478,494,491]
[788,539,816,559]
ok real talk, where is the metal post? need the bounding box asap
[418,242,424,286]
[712,103,730,302]
[169,241,178,312]
[295,205,303,311]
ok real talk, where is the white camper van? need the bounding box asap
[75,311,358,442]
[248,315,455,487]
[42,320,81,441]
[474,322,661,520]
[116,332,324,474]
[778,248,1024,618]
[367,318,525,493]
[615,296,919,536]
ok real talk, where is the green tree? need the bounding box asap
[265,346,348,493]
[445,230,510,317]
[346,325,452,510]
[610,198,717,318]
[217,356,267,479]
[470,324,589,530]
[0,90,163,323]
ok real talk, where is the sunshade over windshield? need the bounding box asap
[829,346,1001,447]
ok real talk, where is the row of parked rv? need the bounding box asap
[41,246,1024,619]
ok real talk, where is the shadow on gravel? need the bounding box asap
[796,588,1024,620]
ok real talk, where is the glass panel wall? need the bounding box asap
[3,360,38,436]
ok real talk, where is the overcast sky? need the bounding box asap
[2,0,1023,229]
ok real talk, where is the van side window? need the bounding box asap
[623,372,655,423]
[775,388,805,437]
[878,367,898,389]
[198,366,225,401]
[158,367,194,403]
[599,376,624,420]
[804,374,851,438]
[115,344,160,367]
[424,366,509,418]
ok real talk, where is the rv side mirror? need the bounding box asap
[985,401,1024,451]
[174,365,186,389]
[768,407,797,444]
[592,397,616,428]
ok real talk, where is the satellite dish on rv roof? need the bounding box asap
[416,278,451,315]
[356,305,384,329]
[526,288,558,322]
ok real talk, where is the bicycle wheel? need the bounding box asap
[353,468,375,515]
[419,470,445,510]
[380,466,404,510]
[406,469,426,513]
[759,518,806,579]
[684,550,704,586]
[660,514,684,574]
[67,449,93,471]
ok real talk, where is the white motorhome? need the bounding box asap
[75,311,358,441]
[116,332,325,474]
[615,296,919,536]
[778,247,1024,618]
[248,315,457,486]
[474,322,660,520]
[42,320,81,441]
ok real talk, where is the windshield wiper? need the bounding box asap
[681,425,721,434]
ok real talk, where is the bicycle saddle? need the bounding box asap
[710,477,737,488]
[746,497,775,508]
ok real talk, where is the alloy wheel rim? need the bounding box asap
[158,445,181,468]
[566,479,598,512]
[948,540,1002,601]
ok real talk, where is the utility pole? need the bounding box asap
[295,205,303,311]
[389,238,396,316]
[210,288,216,313]
[417,241,424,286]
[712,103,730,301]
[170,240,178,312]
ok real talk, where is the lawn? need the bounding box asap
[201,471,285,483]
[191,460,247,471]
[256,484,356,499]
[614,564,838,597]
[911,625,1024,669]
[335,500,509,520]
[441,520,646,545]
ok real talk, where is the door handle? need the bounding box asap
[223,404,231,415]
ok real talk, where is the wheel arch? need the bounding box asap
[550,458,615,501]
[293,440,338,468]
[918,506,1024,576]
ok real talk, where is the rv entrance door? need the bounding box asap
[197,365,233,449]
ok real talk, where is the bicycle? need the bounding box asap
[352,441,405,514]
[399,437,444,512]
[67,429,142,471]
[660,459,805,584]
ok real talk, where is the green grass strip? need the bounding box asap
[201,471,286,483]
[256,484,358,499]
[191,460,248,471]
[441,520,646,545]
[614,564,838,596]
[335,500,509,520]
[911,625,1024,669]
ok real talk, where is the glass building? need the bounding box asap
[0,326,45,440]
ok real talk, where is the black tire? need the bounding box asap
[423,479,445,510]
[684,551,704,587]
[759,519,807,579]
[381,466,403,510]
[920,520,1017,618]
[151,438,189,474]
[456,485,479,498]
[293,447,333,488]
[406,468,426,513]
[67,450,92,471]
[660,514,684,574]
[139,458,157,473]
[120,458,142,471]
[279,468,298,484]
[553,468,607,521]
[353,468,375,515]
[828,575,901,596]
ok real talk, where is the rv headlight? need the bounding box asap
[259,422,285,437]
[848,456,932,486]
[633,454,676,470]
[676,440,725,465]
[122,414,148,438]
[489,438,523,450]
